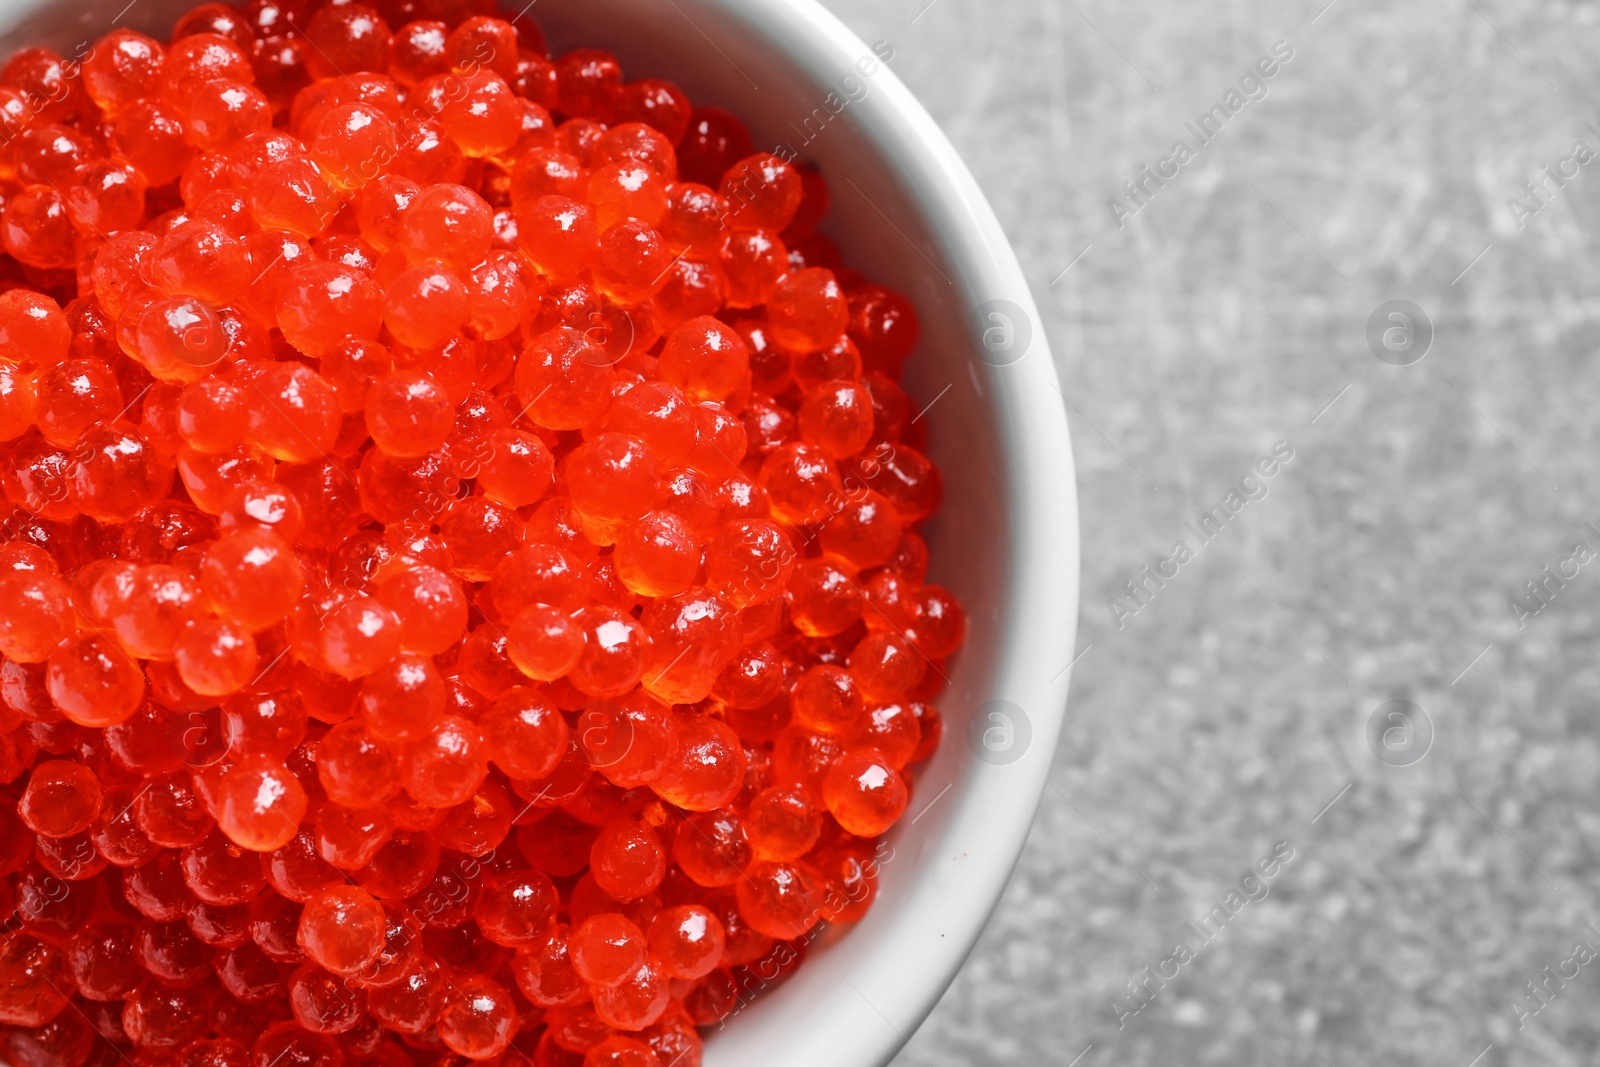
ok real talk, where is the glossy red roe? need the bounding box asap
[297,884,387,975]
[216,754,307,852]
[0,7,959,1056]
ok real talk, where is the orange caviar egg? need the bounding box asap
[660,315,750,402]
[431,70,522,159]
[515,325,614,430]
[505,603,584,681]
[308,101,397,190]
[304,4,391,78]
[19,760,103,838]
[46,633,146,727]
[567,432,660,525]
[174,616,259,695]
[399,182,493,270]
[216,754,307,851]
[0,289,70,368]
[437,974,518,1057]
[82,29,165,116]
[321,595,403,679]
[648,904,725,979]
[822,747,909,837]
[402,714,486,806]
[297,884,387,975]
[0,570,74,662]
[721,152,802,231]
[201,528,304,630]
[571,912,645,990]
[735,860,822,940]
[820,488,902,570]
[372,563,468,656]
[366,369,456,455]
[276,260,385,358]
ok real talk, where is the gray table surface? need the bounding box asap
[817,1,1600,1064]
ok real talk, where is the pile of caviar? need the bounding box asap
[0,2,963,1065]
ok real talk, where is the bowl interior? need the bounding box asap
[0,0,1079,1063]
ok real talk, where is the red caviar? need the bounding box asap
[0,4,965,1062]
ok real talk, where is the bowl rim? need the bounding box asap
[0,0,1082,1058]
[615,1,1082,1062]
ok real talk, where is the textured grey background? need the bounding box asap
[817,1,1600,1065]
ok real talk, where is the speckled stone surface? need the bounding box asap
[814,1,1600,1064]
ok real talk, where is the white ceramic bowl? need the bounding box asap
[0,0,1079,1061]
